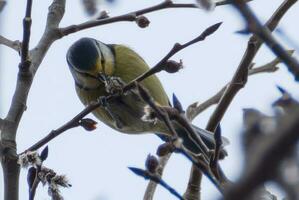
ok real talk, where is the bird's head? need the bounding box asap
[67,37,115,89]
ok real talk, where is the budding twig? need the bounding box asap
[60,0,236,36]
[123,22,222,92]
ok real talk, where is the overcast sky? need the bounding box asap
[1,0,299,199]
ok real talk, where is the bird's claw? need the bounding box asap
[105,76,125,95]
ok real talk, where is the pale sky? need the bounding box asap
[1,0,299,200]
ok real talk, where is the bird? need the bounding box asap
[66,37,228,156]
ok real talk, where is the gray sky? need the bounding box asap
[1,0,299,199]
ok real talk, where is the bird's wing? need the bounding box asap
[112,44,169,106]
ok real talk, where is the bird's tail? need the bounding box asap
[158,124,229,158]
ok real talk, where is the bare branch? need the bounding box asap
[231,0,299,81]
[0,35,21,52]
[23,103,100,153]
[186,50,294,121]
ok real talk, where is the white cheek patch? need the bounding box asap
[96,41,115,76]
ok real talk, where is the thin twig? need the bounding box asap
[129,167,186,200]
[23,100,102,153]
[123,22,222,92]
[214,0,252,6]
[186,50,294,121]
[19,0,33,71]
[206,38,254,132]
[59,0,235,36]
[0,35,21,52]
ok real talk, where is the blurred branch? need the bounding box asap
[0,0,6,12]
[186,50,294,120]
[231,0,299,81]
[224,108,299,199]
[214,0,252,6]
[0,35,21,52]
[185,0,297,199]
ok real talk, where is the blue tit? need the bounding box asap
[66,37,228,155]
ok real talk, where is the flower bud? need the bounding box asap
[97,10,109,19]
[164,60,183,73]
[156,142,175,157]
[136,16,150,28]
[145,154,159,173]
[80,118,97,131]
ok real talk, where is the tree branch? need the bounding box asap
[186,52,291,120]
[123,22,222,92]
[231,0,299,81]
[19,0,33,71]
[58,0,239,37]
[0,35,21,52]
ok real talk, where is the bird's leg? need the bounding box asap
[97,96,124,129]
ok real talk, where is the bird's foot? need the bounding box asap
[105,76,125,95]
